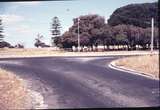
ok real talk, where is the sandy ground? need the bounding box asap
[0,69,32,109]
[114,55,159,79]
[0,68,48,109]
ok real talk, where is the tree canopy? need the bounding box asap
[108,2,158,28]
[54,14,158,51]
[54,2,159,51]
[0,18,4,42]
[51,16,61,47]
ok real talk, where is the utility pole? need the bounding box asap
[77,18,80,52]
[151,18,154,55]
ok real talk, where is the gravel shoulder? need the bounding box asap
[0,68,32,109]
[0,68,47,109]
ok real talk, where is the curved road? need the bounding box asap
[0,56,159,108]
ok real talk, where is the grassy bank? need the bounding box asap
[0,68,31,109]
[115,55,159,79]
[0,48,158,58]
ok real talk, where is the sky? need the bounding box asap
[0,0,157,48]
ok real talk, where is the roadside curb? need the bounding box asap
[108,60,159,81]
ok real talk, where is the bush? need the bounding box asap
[0,41,11,48]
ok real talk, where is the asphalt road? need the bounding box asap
[0,56,159,108]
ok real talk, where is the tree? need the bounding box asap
[61,31,75,49]
[0,18,4,42]
[34,34,50,48]
[0,41,11,48]
[53,36,63,48]
[154,27,159,49]
[54,13,157,51]
[60,14,106,50]
[0,18,12,48]
[112,25,130,50]
[34,34,44,48]
[51,16,61,47]
[108,2,158,28]
[15,43,24,48]
[80,32,90,47]
[101,25,113,50]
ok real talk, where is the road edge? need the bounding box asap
[108,60,159,81]
[0,68,48,109]
[14,73,48,109]
[0,50,158,59]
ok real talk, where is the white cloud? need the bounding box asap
[0,14,34,35]
[4,25,34,37]
[14,25,32,34]
[0,14,24,25]
[12,1,41,5]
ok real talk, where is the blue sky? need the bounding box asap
[0,0,157,48]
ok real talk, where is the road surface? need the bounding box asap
[0,56,159,108]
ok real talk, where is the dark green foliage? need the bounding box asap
[55,11,159,51]
[34,34,50,48]
[51,16,61,47]
[15,43,24,48]
[53,36,63,48]
[108,2,158,28]
[51,16,61,36]
[60,14,106,49]
[0,41,12,48]
[55,2,159,51]
[0,19,4,42]
[0,19,13,48]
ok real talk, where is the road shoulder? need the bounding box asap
[0,68,47,109]
[108,59,159,81]
[0,50,158,58]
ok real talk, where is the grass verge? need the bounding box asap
[0,68,31,109]
[0,48,158,57]
[114,55,159,79]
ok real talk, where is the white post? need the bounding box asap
[151,18,154,55]
[78,18,80,52]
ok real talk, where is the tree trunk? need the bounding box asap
[103,45,105,50]
[157,40,159,49]
[127,45,130,51]
[91,45,93,52]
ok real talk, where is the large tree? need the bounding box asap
[108,2,158,28]
[54,12,158,51]
[61,14,105,50]
[51,16,61,47]
[0,18,4,42]
[0,18,12,48]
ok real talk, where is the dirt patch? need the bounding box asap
[114,55,159,79]
[0,68,32,109]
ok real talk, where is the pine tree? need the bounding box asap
[0,18,4,42]
[51,16,61,47]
